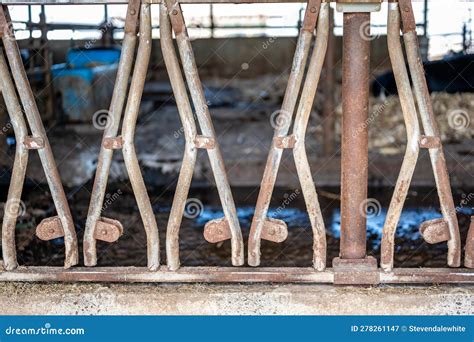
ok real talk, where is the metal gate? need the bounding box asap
[0,0,473,284]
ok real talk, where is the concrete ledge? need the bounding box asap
[0,283,473,315]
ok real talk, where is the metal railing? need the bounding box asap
[0,0,473,284]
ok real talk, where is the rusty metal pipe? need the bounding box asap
[466,217,474,268]
[248,0,320,267]
[381,3,421,271]
[0,49,28,271]
[340,11,370,260]
[403,23,461,268]
[160,3,198,271]
[165,0,244,266]
[0,5,78,268]
[292,2,329,270]
[83,0,140,266]
[121,3,160,271]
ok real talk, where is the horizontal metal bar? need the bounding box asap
[2,0,308,4]
[1,267,473,284]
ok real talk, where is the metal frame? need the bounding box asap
[0,5,78,270]
[0,0,472,284]
[83,0,160,271]
[248,0,327,270]
[0,266,473,284]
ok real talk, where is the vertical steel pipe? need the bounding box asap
[121,3,160,271]
[292,2,329,270]
[165,0,244,266]
[0,5,78,268]
[248,0,320,267]
[401,4,461,268]
[160,3,198,271]
[381,3,421,271]
[83,0,140,266]
[340,12,370,260]
[0,49,29,271]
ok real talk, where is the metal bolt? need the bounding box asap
[102,230,108,235]
[49,229,55,234]
[403,6,410,12]
[130,9,136,15]
[310,7,317,13]
[172,9,178,15]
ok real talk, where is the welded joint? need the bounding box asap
[397,0,417,33]
[194,135,216,149]
[332,256,379,285]
[274,135,296,149]
[103,136,124,150]
[124,0,141,34]
[419,135,440,149]
[24,136,45,150]
[166,0,186,35]
[301,0,320,33]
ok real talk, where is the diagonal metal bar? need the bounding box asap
[0,48,29,271]
[248,0,323,268]
[121,2,160,270]
[0,5,78,268]
[83,0,141,267]
[399,0,461,268]
[380,2,421,271]
[164,0,244,266]
[160,3,198,271]
[291,2,329,270]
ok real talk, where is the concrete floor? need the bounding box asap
[0,283,473,315]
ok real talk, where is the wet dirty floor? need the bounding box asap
[2,184,472,269]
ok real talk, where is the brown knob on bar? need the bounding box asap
[204,217,287,244]
[94,217,124,243]
[419,218,450,244]
[36,216,65,241]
